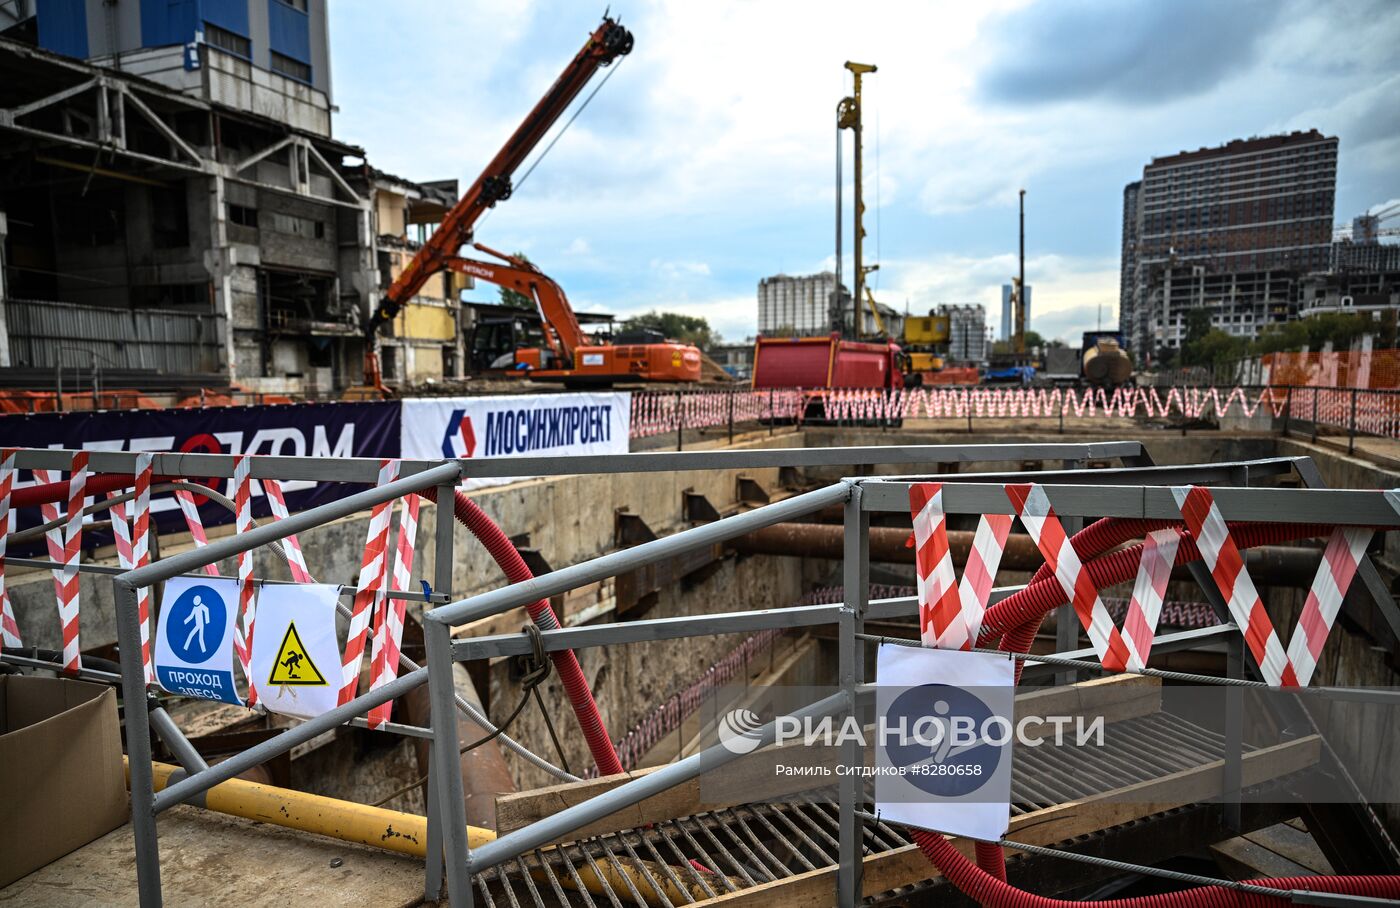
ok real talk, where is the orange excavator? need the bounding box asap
[446,243,700,385]
[357,15,701,395]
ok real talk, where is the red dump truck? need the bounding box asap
[751,333,905,390]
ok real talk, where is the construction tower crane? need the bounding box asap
[355,15,697,392]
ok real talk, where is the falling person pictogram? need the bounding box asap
[267,621,328,687]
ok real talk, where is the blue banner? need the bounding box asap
[0,402,400,543]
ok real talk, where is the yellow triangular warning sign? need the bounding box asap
[267,622,328,686]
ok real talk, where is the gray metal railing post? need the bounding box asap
[116,578,163,907]
[1312,387,1320,442]
[728,387,735,444]
[1283,385,1292,438]
[1224,631,1243,832]
[675,390,683,451]
[426,618,472,906]
[149,706,209,777]
[837,481,867,905]
[1349,387,1359,454]
[425,767,443,901]
[426,480,457,901]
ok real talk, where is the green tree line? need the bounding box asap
[1172,310,1397,369]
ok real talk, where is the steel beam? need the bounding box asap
[452,441,1146,479]
[837,482,868,906]
[452,603,843,661]
[151,669,428,813]
[858,482,1400,525]
[121,461,461,589]
[428,483,851,627]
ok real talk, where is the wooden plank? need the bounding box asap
[1223,822,1334,875]
[1211,835,1315,880]
[692,736,1321,906]
[495,675,1161,838]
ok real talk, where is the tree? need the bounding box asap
[1183,328,1246,368]
[621,310,720,350]
[499,252,534,310]
[1183,308,1213,348]
[1022,330,1045,349]
[1253,312,1374,355]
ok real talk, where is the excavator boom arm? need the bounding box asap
[368,16,632,338]
[444,251,591,367]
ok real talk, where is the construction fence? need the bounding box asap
[629,385,1400,445]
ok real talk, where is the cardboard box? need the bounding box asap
[0,675,129,888]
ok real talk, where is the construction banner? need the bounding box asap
[250,583,342,720]
[873,643,1014,841]
[153,577,242,705]
[0,401,400,555]
[400,392,631,490]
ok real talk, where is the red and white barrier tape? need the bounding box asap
[108,459,156,683]
[263,479,313,584]
[232,455,258,705]
[1286,524,1372,687]
[627,385,1378,440]
[131,453,154,683]
[367,493,420,729]
[174,488,221,576]
[910,483,964,650]
[1007,483,1135,673]
[958,514,1012,646]
[1121,528,1181,668]
[1174,485,1297,686]
[909,484,1012,651]
[37,453,89,674]
[340,459,399,705]
[628,390,805,439]
[0,449,18,647]
[34,467,65,631]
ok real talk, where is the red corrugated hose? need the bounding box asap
[923,516,1400,902]
[416,487,625,777]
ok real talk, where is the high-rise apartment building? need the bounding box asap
[1120,130,1338,355]
[1119,181,1140,342]
[999,283,1031,342]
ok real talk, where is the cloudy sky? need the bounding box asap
[329,0,1400,343]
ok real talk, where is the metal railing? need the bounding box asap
[415,454,1400,905]
[0,441,1384,903]
[72,440,1153,906]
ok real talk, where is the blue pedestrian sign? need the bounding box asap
[153,577,242,705]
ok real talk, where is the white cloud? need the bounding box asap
[330,2,1400,346]
[650,259,711,279]
[604,294,755,344]
[876,252,1120,343]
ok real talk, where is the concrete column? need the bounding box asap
[0,211,11,367]
[208,174,237,380]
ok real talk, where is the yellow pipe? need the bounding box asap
[129,760,719,905]
[134,758,494,855]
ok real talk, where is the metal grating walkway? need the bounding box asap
[470,712,1264,907]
